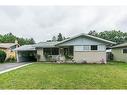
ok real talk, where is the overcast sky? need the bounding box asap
[0,6,127,42]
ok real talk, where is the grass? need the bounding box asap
[0,62,127,89]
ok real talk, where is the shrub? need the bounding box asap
[6,57,16,62]
[0,50,6,63]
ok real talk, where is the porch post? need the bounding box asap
[59,47,65,62]
[16,51,19,62]
[37,48,46,61]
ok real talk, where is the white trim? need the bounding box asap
[0,63,33,74]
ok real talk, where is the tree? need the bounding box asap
[0,50,6,63]
[88,30,97,36]
[63,37,66,40]
[46,40,52,42]
[88,30,127,44]
[29,38,35,44]
[57,33,63,41]
[52,36,56,42]
[0,33,36,45]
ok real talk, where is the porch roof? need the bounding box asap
[34,42,59,48]
[14,45,36,51]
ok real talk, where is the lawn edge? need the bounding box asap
[0,63,33,74]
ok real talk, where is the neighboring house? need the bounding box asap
[15,33,115,63]
[0,42,19,59]
[112,43,127,62]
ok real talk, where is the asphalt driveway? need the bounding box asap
[0,63,28,72]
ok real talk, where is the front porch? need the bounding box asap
[37,46,74,62]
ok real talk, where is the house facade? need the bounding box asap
[112,43,127,62]
[15,33,115,63]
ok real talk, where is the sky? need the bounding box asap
[0,6,127,42]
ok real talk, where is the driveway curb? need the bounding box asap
[0,63,33,74]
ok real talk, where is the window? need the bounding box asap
[123,49,127,53]
[83,46,90,51]
[91,45,98,50]
[44,48,52,55]
[44,48,59,55]
[52,48,59,55]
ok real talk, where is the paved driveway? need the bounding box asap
[0,63,28,72]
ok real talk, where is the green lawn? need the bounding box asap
[0,62,127,89]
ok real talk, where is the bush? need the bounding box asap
[0,50,6,63]
[6,57,16,62]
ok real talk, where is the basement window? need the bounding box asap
[91,45,98,50]
[123,49,127,53]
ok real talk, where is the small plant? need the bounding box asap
[6,57,16,62]
[0,50,6,63]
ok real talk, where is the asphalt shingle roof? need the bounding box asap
[112,43,127,48]
[34,42,59,48]
[0,43,18,49]
[14,45,36,51]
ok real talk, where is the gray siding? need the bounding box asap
[58,36,105,46]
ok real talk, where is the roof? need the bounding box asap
[35,33,116,48]
[56,33,116,46]
[14,45,36,51]
[0,43,18,49]
[112,43,127,48]
[15,33,116,50]
[34,42,59,48]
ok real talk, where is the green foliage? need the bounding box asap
[88,30,97,36]
[0,33,35,45]
[0,50,6,63]
[52,36,56,42]
[5,57,16,63]
[88,30,127,44]
[47,33,67,42]
[17,37,35,45]
[57,33,63,41]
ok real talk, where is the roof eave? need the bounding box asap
[55,34,116,46]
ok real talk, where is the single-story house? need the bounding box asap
[112,43,127,62]
[0,41,19,59]
[15,33,115,63]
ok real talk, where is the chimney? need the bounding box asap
[15,39,19,47]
